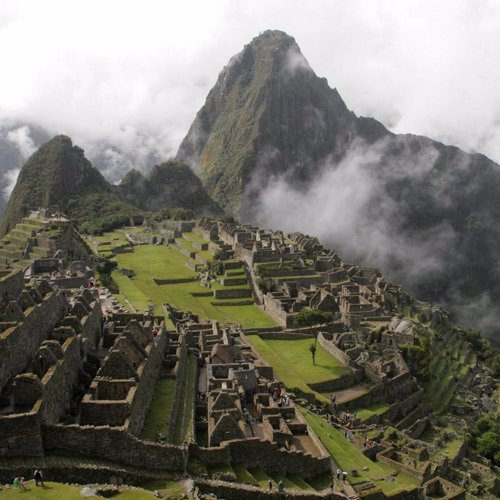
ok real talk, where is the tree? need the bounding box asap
[309,343,317,365]
[295,309,333,327]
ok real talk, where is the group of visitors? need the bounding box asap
[268,478,285,492]
[12,469,44,491]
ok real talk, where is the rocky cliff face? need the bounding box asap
[178,30,500,339]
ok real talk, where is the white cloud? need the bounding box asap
[0,0,499,172]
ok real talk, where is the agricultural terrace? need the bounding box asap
[301,409,421,496]
[108,241,276,329]
[244,335,350,402]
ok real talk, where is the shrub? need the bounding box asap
[294,309,333,327]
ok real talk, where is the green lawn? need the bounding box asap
[141,378,177,441]
[245,336,349,401]
[112,244,276,329]
[356,403,391,421]
[0,481,158,499]
[300,409,421,496]
[173,353,198,444]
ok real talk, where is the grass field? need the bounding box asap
[0,481,162,499]
[172,353,198,444]
[245,336,349,401]
[112,244,276,329]
[141,378,177,441]
[301,409,421,496]
[356,403,391,421]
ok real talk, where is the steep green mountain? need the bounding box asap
[178,30,500,340]
[0,135,109,235]
[0,137,221,237]
[116,160,221,214]
[176,30,388,215]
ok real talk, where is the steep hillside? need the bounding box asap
[177,29,388,215]
[177,30,500,340]
[116,160,221,215]
[0,135,109,235]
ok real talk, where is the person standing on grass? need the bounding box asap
[19,477,27,491]
[268,478,273,490]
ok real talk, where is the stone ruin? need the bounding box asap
[0,269,102,457]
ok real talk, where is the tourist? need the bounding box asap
[342,471,348,483]
[35,469,44,486]
[12,477,20,490]
[278,479,284,492]
[268,478,273,490]
[336,468,341,480]
[19,477,27,490]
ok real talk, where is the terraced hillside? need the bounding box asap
[91,229,276,329]
[426,326,476,413]
[0,217,55,268]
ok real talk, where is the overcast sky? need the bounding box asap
[1,0,500,171]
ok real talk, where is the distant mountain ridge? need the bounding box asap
[116,160,221,214]
[0,135,220,236]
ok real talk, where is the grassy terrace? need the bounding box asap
[245,336,349,402]
[425,327,476,413]
[172,352,198,444]
[357,403,391,421]
[301,409,421,496]
[141,378,176,441]
[111,244,276,329]
[0,481,180,499]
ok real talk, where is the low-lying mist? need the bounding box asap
[252,139,500,344]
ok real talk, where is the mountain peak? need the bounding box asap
[0,135,108,235]
[177,31,387,216]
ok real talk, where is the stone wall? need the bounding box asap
[0,401,43,457]
[43,424,186,471]
[41,336,82,423]
[80,299,103,348]
[195,479,346,500]
[190,438,331,479]
[0,269,25,311]
[153,277,196,285]
[213,288,251,299]
[308,372,361,393]
[262,294,293,327]
[317,332,352,367]
[168,336,189,442]
[0,291,69,390]
[50,276,87,289]
[128,331,168,435]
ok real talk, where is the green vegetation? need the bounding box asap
[67,192,140,235]
[0,135,109,236]
[301,409,421,496]
[244,336,349,401]
[294,309,333,327]
[356,403,391,421]
[138,479,185,498]
[0,481,159,499]
[470,416,500,465]
[172,353,198,444]
[141,378,177,441]
[117,161,221,214]
[111,244,276,328]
